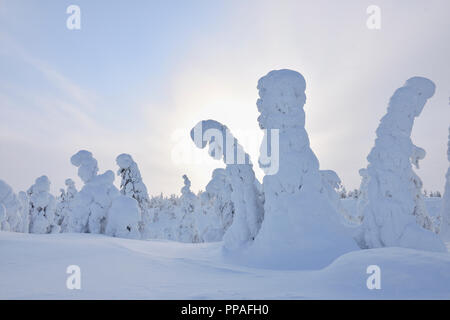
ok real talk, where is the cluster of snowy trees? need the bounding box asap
[1,69,449,266]
[0,149,240,242]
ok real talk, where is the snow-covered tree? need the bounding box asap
[105,195,141,239]
[247,69,357,269]
[0,203,10,231]
[440,127,450,240]
[64,150,119,234]
[177,175,200,243]
[58,179,77,232]
[17,191,29,233]
[357,77,445,252]
[27,176,59,234]
[116,154,149,234]
[146,194,180,240]
[190,120,264,250]
[197,168,235,242]
[0,180,22,232]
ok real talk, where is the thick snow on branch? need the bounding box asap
[358,77,446,252]
[70,150,99,183]
[247,69,357,269]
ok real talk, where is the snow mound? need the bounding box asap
[105,195,141,239]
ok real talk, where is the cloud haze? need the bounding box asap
[0,0,449,197]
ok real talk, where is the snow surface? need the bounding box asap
[0,231,449,299]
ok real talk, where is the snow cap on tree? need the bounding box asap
[71,150,99,183]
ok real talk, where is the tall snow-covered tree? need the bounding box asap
[190,119,264,250]
[0,180,22,232]
[247,69,357,269]
[440,126,450,240]
[357,77,445,252]
[116,154,150,234]
[27,176,59,234]
[65,150,119,234]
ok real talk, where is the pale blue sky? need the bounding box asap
[0,0,449,196]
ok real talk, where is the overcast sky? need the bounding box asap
[0,0,449,196]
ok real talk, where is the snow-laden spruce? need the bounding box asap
[58,179,77,232]
[357,77,446,252]
[177,175,201,243]
[64,150,120,234]
[27,176,59,234]
[247,69,358,269]
[0,180,23,232]
[190,120,264,250]
[440,126,450,240]
[116,154,151,234]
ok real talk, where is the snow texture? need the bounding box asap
[246,69,358,270]
[357,77,446,252]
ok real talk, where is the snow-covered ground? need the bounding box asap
[1,231,449,299]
